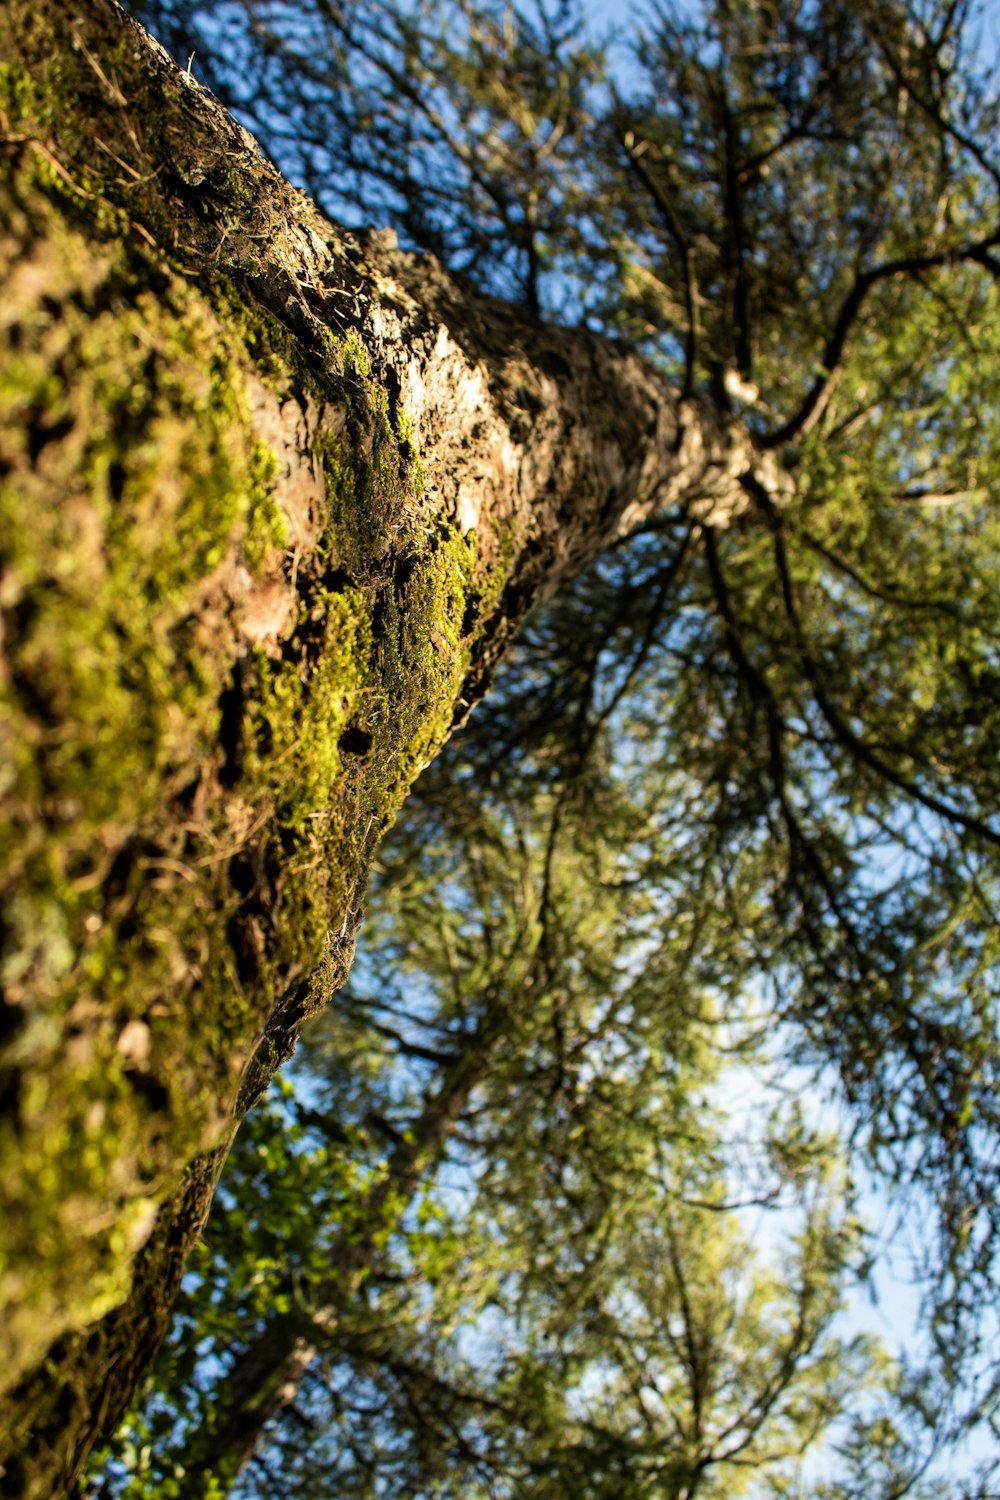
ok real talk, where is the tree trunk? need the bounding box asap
[0,1,767,1492]
[183,1310,322,1488]
[178,1015,499,1494]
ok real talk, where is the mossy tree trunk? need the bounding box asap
[0,2,775,1493]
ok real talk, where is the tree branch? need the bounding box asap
[761,234,1000,450]
[619,124,701,399]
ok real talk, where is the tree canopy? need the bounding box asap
[89,618,997,1496]
[27,0,1000,1492]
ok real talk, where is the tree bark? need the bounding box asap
[186,1310,322,1487]
[0,1,773,1492]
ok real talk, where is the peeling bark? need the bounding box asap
[0,1,782,1492]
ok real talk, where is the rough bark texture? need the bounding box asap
[0,2,775,1492]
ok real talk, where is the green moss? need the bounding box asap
[247,592,366,830]
[0,192,291,1389]
[319,405,398,576]
[393,406,424,496]
[340,328,371,378]
[242,443,287,570]
[377,526,479,772]
[240,592,368,985]
[0,59,41,123]
[0,42,134,240]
